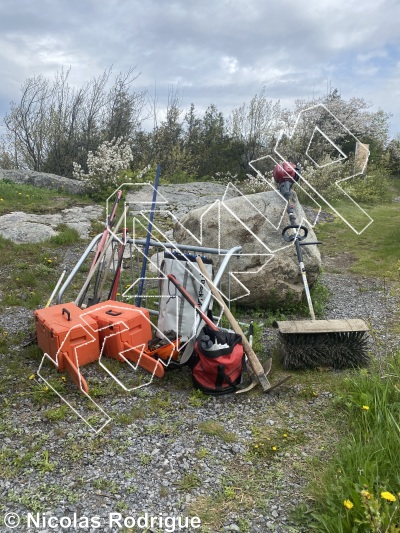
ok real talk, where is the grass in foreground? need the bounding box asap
[306,352,400,532]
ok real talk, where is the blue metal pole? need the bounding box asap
[136,163,161,307]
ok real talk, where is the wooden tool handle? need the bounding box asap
[167,274,218,332]
[196,257,271,390]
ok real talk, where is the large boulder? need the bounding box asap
[173,189,321,308]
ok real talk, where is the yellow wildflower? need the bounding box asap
[362,405,369,410]
[272,446,277,451]
[361,490,371,499]
[381,491,396,502]
[283,433,288,438]
[343,499,354,509]
[29,374,35,380]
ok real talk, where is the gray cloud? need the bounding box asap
[0,0,399,137]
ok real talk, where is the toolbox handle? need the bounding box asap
[62,308,71,321]
[106,309,122,317]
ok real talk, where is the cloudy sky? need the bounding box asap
[1,0,400,138]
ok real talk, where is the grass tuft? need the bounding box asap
[49,224,80,245]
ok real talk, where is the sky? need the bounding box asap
[1,0,400,140]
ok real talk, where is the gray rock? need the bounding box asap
[126,181,235,219]
[174,190,321,307]
[0,206,103,243]
[0,212,58,243]
[0,168,85,195]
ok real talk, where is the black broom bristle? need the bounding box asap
[280,331,370,370]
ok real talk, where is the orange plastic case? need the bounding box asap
[84,301,165,378]
[34,302,100,370]
[84,301,151,358]
[34,301,179,391]
[34,302,100,393]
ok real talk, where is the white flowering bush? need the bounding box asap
[299,155,349,198]
[210,170,269,195]
[243,172,268,193]
[73,138,133,199]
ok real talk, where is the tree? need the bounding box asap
[42,68,87,175]
[3,66,145,177]
[4,74,52,170]
[102,68,146,142]
[182,103,202,177]
[386,136,400,176]
[228,88,282,170]
[276,90,391,168]
[152,86,185,179]
[196,104,230,177]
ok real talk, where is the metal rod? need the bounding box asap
[46,268,67,308]
[193,245,242,330]
[56,233,102,304]
[129,239,241,256]
[57,227,242,306]
[136,164,161,307]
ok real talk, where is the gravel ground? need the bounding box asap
[1,270,399,533]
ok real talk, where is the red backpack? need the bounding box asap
[189,326,245,395]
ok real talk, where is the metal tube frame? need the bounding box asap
[57,234,242,306]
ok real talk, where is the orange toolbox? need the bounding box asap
[34,302,100,392]
[84,301,169,379]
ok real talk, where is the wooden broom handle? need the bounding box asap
[196,257,271,389]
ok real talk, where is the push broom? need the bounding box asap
[272,162,370,369]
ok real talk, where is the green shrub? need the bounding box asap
[297,158,391,206]
[162,170,197,184]
[340,167,391,204]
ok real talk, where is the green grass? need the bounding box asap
[0,180,97,309]
[314,179,400,279]
[0,179,93,215]
[176,471,202,491]
[0,234,70,309]
[198,420,238,443]
[49,224,80,245]
[44,404,69,421]
[307,352,400,532]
